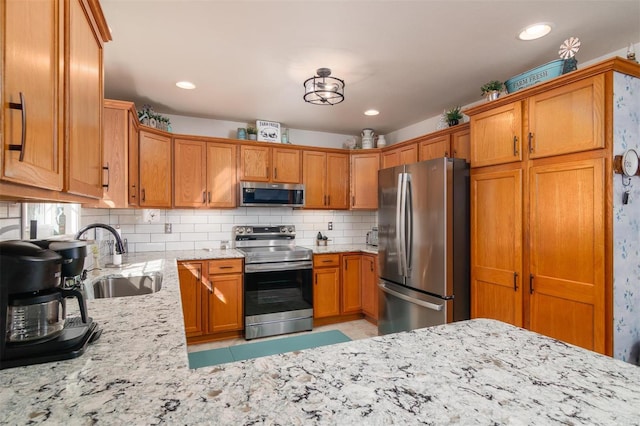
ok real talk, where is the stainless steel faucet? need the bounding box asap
[75,223,126,254]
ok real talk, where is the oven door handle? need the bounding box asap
[245,261,313,273]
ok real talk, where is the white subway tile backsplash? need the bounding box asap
[80,207,376,253]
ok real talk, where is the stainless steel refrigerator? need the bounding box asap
[377,157,469,335]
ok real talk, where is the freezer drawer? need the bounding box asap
[378,280,449,335]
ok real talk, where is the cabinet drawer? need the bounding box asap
[313,254,340,268]
[208,258,243,274]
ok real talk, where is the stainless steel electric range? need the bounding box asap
[233,225,313,340]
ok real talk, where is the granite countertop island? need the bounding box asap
[1,250,639,425]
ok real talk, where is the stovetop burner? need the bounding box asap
[233,225,311,264]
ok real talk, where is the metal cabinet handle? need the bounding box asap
[529,274,534,294]
[8,92,27,162]
[370,261,374,272]
[327,195,330,205]
[513,136,519,157]
[528,132,534,153]
[130,184,137,199]
[102,162,110,189]
[219,265,233,269]
[142,188,146,202]
[202,192,206,203]
[352,195,355,206]
[324,195,327,206]
[274,168,278,179]
[208,191,211,203]
[513,272,518,291]
[444,151,449,157]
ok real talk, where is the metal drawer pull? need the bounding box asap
[513,136,519,156]
[102,162,110,189]
[528,132,534,153]
[513,272,518,291]
[8,92,27,162]
[529,274,534,294]
[218,265,234,269]
[202,192,206,203]
[379,283,443,311]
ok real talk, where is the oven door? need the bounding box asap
[244,261,313,338]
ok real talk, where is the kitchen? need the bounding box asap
[2,0,640,423]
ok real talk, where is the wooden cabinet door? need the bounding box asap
[139,130,172,207]
[2,0,63,190]
[174,139,207,208]
[452,128,470,162]
[239,145,269,181]
[419,135,450,161]
[350,152,379,209]
[207,273,243,333]
[382,145,417,168]
[361,254,378,320]
[128,111,139,206]
[65,0,104,198]
[326,153,349,209]
[342,255,362,314]
[528,157,605,353]
[470,167,523,327]
[528,75,605,159]
[381,150,400,169]
[178,262,204,337]
[206,142,237,208]
[313,267,340,318]
[272,147,301,183]
[470,101,523,168]
[96,103,129,208]
[302,150,326,208]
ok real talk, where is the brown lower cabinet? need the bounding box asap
[313,253,378,324]
[178,258,243,343]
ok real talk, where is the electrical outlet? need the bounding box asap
[165,223,172,234]
[328,221,333,230]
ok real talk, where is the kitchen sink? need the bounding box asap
[90,272,163,299]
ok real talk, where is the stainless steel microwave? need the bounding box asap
[239,182,305,207]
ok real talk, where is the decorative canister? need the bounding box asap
[361,128,375,149]
[237,128,247,140]
[376,135,386,148]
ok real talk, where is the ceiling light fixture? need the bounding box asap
[518,23,552,41]
[176,81,196,90]
[364,109,379,116]
[303,68,345,105]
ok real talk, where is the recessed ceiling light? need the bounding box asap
[176,81,196,90]
[364,109,379,116]
[518,23,552,41]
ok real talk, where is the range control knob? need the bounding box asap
[280,226,287,233]
[236,227,245,234]
[288,226,294,233]
[246,227,252,234]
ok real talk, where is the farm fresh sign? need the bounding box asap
[257,120,281,143]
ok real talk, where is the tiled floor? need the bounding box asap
[187,319,378,353]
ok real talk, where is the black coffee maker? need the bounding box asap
[0,241,101,370]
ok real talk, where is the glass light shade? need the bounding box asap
[303,68,345,105]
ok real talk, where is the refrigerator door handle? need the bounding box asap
[379,283,444,312]
[397,172,408,276]
[405,173,413,274]
[396,173,404,276]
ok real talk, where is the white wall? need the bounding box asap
[0,202,21,241]
[81,207,377,254]
[165,113,355,149]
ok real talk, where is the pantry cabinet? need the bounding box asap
[138,129,172,208]
[302,150,349,209]
[361,253,378,321]
[174,138,237,208]
[1,0,110,199]
[470,166,523,327]
[350,152,379,209]
[178,258,243,343]
[466,60,632,356]
[239,144,301,183]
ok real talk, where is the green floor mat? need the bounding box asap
[188,330,351,369]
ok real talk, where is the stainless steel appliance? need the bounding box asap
[233,225,313,340]
[377,157,470,335]
[239,182,305,207]
[366,227,379,246]
[0,241,101,370]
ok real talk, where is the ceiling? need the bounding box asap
[101,1,640,136]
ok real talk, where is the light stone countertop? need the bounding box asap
[1,250,639,425]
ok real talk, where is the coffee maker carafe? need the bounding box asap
[0,241,101,370]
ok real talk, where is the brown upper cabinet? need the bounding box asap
[139,129,172,208]
[350,152,379,209]
[239,144,301,183]
[419,134,450,161]
[470,74,605,168]
[451,127,470,161]
[1,0,110,199]
[302,150,349,209]
[174,138,237,208]
[381,144,418,169]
